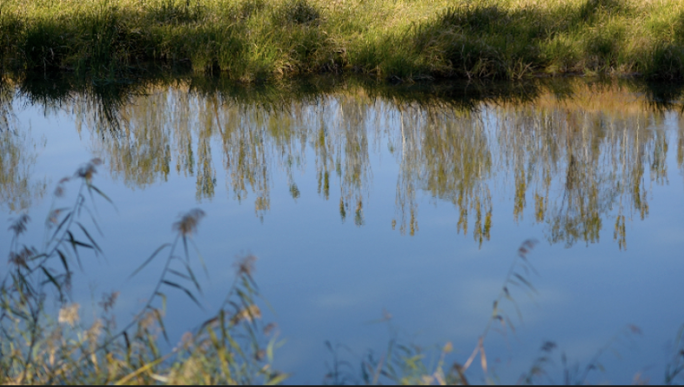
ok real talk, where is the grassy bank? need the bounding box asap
[1,0,683,81]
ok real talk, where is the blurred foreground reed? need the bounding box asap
[1,159,285,384]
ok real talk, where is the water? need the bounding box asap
[1,77,684,384]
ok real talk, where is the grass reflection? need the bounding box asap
[2,76,684,248]
[0,78,46,212]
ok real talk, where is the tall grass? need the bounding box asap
[1,0,683,81]
[1,159,285,384]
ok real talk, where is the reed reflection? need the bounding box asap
[4,76,684,247]
[494,84,678,248]
[0,80,46,212]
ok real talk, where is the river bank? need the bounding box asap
[1,0,683,82]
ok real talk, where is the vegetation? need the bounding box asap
[1,0,684,81]
[1,159,285,384]
[2,3,684,379]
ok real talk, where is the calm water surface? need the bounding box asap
[1,78,684,383]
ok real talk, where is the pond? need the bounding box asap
[1,76,684,384]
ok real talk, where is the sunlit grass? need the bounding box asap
[1,0,683,81]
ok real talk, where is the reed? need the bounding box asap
[0,159,285,384]
[0,0,683,81]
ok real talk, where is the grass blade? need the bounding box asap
[162,280,202,309]
[40,267,61,292]
[513,273,537,293]
[76,222,102,255]
[56,249,70,273]
[88,184,115,208]
[66,231,83,270]
[129,244,171,279]
[50,210,72,241]
[151,308,169,344]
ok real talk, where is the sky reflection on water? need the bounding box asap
[1,77,684,384]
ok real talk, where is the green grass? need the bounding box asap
[1,0,684,81]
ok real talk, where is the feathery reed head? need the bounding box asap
[8,213,30,236]
[173,208,206,236]
[75,158,103,182]
[234,254,257,277]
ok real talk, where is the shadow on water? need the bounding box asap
[5,73,683,126]
[6,72,682,127]
[638,81,684,114]
[4,73,554,122]
[2,74,684,248]
[10,72,149,131]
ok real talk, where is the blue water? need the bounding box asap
[1,79,683,384]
